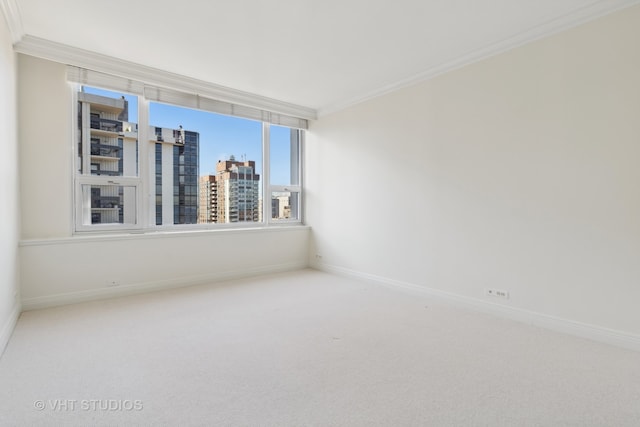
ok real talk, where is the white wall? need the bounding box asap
[20,228,309,310]
[19,55,72,238]
[0,14,20,354]
[18,55,310,309]
[306,6,640,340]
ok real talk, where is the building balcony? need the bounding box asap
[91,143,122,156]
[90,117,123,133]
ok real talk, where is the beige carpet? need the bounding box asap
[1,269,639,426]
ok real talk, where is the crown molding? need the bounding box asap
[0,0,23,43]
[14,35,317,120]
[318,0,640,117]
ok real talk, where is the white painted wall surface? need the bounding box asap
[0,14,20,353]
[20,227,309,310]
[18,55,310,309]
[18,54,72,238]
[306,6,640,338]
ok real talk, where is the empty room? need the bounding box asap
[1,0,639,425]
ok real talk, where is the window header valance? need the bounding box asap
[67,67,308,130]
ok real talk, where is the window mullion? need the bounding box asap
[298,130,305,223]
[262,122,271,224]
[138,97,151,228]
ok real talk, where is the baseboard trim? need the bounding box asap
[22,262,308,311]
[0,301,21,358]
[314,263,640,353]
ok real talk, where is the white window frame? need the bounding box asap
[70,69,306,234]
[72,84,145,232]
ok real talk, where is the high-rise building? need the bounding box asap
[77,92,138,225]
[198,175,218,224]
[216,158,260,223]
[152,126,199,225]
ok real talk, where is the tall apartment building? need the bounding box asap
[216,158,260,223]
[198,175,218,224]
[77,92,138,225]
[152,126,199,225]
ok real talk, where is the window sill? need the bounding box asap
[19,224,310,247]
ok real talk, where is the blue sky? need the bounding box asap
[84,86,292,184]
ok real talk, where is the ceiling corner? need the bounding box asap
[317,0,640,118]
[0,0,24,43]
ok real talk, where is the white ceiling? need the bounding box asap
[6,0,640,114]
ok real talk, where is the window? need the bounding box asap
[148,102,262,225]
[75,87,140,231]
[269,125,301,221]
[72,73,306,233]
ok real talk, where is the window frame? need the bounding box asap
[264,124,303,224]
[71,78,305,234]
[73,85,144,232]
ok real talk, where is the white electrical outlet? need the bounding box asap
[486,288,509,299]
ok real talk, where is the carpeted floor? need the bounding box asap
[1,269,639,426]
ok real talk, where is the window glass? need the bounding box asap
[80,184,137,226]
[271,191,299,220]
[149,103,262,225]
[270,125,300,186]
[78,87,138,177]
[270,125,300,221]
